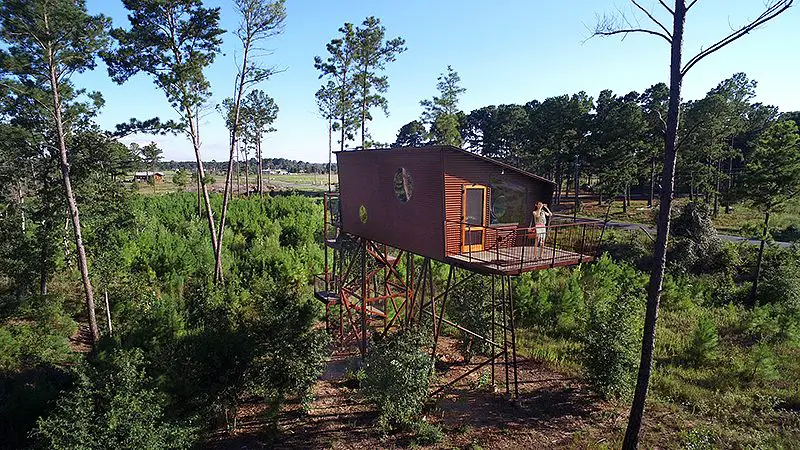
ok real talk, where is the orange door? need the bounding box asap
[461,185,487,253]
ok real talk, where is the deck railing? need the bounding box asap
[444,214,604,273]
[323,192,341,244]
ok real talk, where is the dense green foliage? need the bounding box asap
[513,238,800,447]
[514,255,645,399]
[581,256,645,399]
[363,330,432,430]
[447,274,492,362]
[34,348,195,449]
[0,1,798,447]
[1,193,330,447]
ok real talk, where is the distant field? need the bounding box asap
[126,171,338,195]
[576,196,800,241]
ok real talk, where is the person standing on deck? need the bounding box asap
[532,201,551,258]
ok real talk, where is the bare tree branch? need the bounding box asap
[658,0,675,14]
[655,110,668,134]
[686,0,700,12]
[595,27,673,44]
[682,0,794,75]
[631,0,673,38]
[593,13,672,44]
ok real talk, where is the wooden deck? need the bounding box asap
[446,245,594,275]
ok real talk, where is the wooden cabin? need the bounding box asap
[334,145,601,275]
[133,171,164,183]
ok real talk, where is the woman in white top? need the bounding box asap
[532,201,551,258]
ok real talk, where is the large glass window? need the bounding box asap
[393,167,413,202]
[490,179,526,225]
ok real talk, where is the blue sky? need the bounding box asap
[80,0,799,163]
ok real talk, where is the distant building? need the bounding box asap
[133,171,165,183]
[262,168,289,175]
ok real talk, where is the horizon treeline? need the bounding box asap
[391,72,799,213]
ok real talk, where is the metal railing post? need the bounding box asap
[550,225,559,268]
[579,223,587,264]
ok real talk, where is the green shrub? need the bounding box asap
[166,279,329,429]
[745,304,800,346]
[363,330,432,430]
[0,295,76,373]
[581,255,645,400]
[414,421,444,445]
[686,316,719,366]
[513,267,584,336]
[682,425,715,450]
[596,230,652,271]
[448,274,491,362]
[34,348,196,449]
[774,224,800,243]
[744,343,780,382]
[756,246,800,310]
[669,202,723,275]
[0,366,71,448]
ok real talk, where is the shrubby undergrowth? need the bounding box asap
[511,204,800,446]
[1,193,330,447]
[363,329,432,430]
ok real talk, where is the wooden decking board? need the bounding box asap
[446,245,593,275]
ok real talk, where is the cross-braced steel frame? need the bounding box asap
[315,194,521,398]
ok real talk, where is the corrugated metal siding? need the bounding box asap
[337,148,446,260]
[443,149,554,256]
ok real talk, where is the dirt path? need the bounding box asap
[68,322,93,354]
[207,337,627,449]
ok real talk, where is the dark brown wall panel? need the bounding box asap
[443,149,554,256]
[337,148,445,260]
[336,146,554,261]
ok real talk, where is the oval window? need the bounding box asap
[393,167,413,202]
[359,204,368,224]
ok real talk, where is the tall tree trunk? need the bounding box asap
[197,170,202,216]
[725,157,733,214]
[749,210,770,307]
[713,159,721,217]
[39,171,51,296]
[17,181,25,232]
[328,117,333,192]
[245,154,250,196]
[623,184,629,213]
[555,163,562,205]
[361,65,367,149]
[623,2,686,448]
[48,60,99,343]
[236,138,241,197]
[104,289,113,337]
[257,135,263,197]
[40,235,49,296]
[340,67,348,152]
[574,159,580,220]
[185,107,220,278]
[648,156,656,208]
[215,37,250,282]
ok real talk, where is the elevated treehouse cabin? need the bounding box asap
[317,145,603,396]
[330,145,601,275]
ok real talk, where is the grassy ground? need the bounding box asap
[126,171,337,195]
[516,303,800,448]
[577,197,800,241]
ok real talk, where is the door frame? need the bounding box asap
[461,184,487,253]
